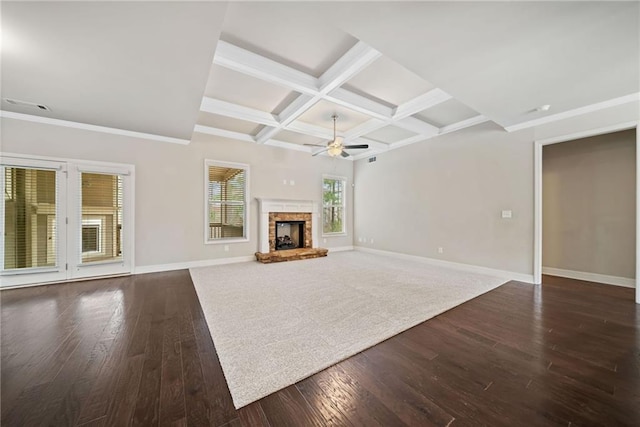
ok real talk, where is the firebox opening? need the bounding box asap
[275,221,305,250]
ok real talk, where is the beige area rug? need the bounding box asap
[189,250,507,408]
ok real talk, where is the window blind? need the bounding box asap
[207,165,246,240]
[80,172,123,263]
[3,167,57,270]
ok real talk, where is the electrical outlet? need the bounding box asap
[323,238,327,243]
[224,245,229,252]
[358,237,362,243]
[501,210,512,219]
[283,179,287,185]
[289,180,295,186]
[370,238,374,244]
[438,247,444,254]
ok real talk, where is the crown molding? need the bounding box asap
[0,110,190,145]
[193,125,255,142]
[505,92,640,132]
[200,97,279,127]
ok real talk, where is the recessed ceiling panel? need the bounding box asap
[220,3,357,77]
[296,100,371,132]
[364,125,417,144]
[274,130,327,146]
[343,56,436,107]
[198,112,262,135]
[415,99,479,128]
[205,65,295,114]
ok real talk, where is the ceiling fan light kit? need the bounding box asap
[311,114,369,158]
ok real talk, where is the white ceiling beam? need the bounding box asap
[214,40,318,95]
[256,94,321,143]
[318,41,381,94]
[325,88,392,120]
[393,89,452,120]
[344,118,388,140]
[286,121,335,140]
[206,41,487,152]
[276,94,321,127]
[200,97,279,127]
[394,116,439,136]
[194,125,256,143]
[440,115,489,134]
[255,126,279,144]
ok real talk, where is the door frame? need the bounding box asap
[533,121,639,304]
[1,153,135,288]
[0,156,69,286]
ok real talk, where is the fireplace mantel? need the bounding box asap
[256,198,320,254]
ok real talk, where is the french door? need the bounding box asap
[1,155,134,288]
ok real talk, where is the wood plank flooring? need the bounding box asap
[1,271,638,426]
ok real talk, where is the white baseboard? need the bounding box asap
[328,246,354,252]
[135,255,256,275]
[542,267,636,288]
[354,246,534,283]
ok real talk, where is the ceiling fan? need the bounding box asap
[305,114,368,157]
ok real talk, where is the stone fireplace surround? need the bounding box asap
[255,198,328,263]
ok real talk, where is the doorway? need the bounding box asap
[534,122,640,304]
[1,155,134,288]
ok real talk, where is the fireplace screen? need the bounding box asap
[275,221,305,250]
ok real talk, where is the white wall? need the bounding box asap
[353,102,639,278]
[1,118,353,270]
[354,122,534,275]
[542,129,636,278]
[3,100,637,278]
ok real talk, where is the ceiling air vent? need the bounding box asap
[4,98,51,111]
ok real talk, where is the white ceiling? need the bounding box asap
[2,2,638,157]
[1,1,227,140]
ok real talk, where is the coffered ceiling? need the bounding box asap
[2,2,638,159]
[195,2,487,158]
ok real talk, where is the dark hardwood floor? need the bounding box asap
[1,271,638,426]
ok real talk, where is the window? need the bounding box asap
[2,166,57,270]
[82,219,102,254]
[323,176,346,234]
[79,172,123,264]
[205,160,249,243]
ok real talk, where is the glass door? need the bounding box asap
[1,157,68,287]
[67,165,133,279]
[1,156,134,288]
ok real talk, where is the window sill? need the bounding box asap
[205,237,249,245]
[322,232,347,238]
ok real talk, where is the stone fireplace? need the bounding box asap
[255,198,328,263]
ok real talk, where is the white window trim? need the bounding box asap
[322,174,347,237]
[0,153,135,284]
[204,159,250,245]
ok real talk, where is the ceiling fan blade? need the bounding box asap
[303,143,328,147]
[343,144,369,149]
[312,147,329,157]
[340,150,350,158]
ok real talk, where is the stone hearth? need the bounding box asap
[255,198,327,263]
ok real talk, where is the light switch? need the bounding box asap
[501,210,513,219]
[289,180,295,186]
